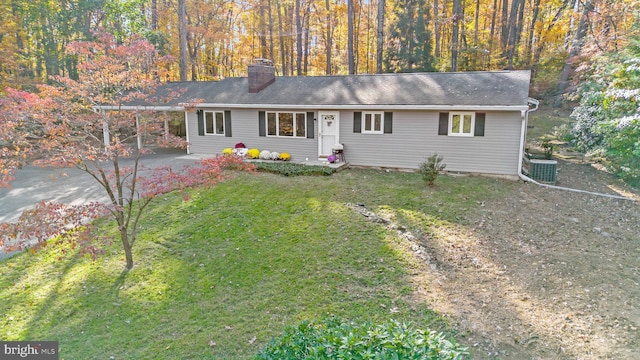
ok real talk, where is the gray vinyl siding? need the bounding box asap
[187,108,521,175]
[341,110,521,175]
[187,109,317,161]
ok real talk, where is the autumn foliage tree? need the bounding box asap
[0,33,255,270]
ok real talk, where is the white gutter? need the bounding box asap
[517,98,635,202]
[93,105,184,111]
[192,103,529,112]
[97,104,528,112]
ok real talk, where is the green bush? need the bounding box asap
[568,33,640,186]
[255,317,469,360]
[598,118,640,187]
[419,154,446,187]
[552,123,574,143]
[540,136,554,160]
[254,162,336,176]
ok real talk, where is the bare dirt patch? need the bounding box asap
[403,160,639,359]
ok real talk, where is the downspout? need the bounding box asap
[517,98,635,202]
[517,98,538,178]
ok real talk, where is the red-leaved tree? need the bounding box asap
[0,33,255,269]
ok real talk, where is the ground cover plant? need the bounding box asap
[253,161,337,176]
[0,169,504,359]
[255,317,469,359]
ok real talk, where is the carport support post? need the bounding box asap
[136,114,142,150]
[103,121,110,148]
[164,113,169,141]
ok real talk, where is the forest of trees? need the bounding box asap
[0,0,637,98]
[0,1,639,185]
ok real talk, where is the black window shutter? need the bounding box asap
[383,112,393,134]
[197,110,204,136]
[306,112,315,139]
[474,113,485,137]
[224,110,232,137]
[438,112,449,135]
[353,112,362,133]
[258,111,266,137]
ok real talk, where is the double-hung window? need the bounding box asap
[448,112,475,136]
[267,111,306,137]
[362,111,384,134]
[353,111,393,134]
[438,112,485,137]
[205,111,225,135]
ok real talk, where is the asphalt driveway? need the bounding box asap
[0,148,201,259]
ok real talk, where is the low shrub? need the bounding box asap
[419,154,446,187]
[255,317,469,360]
[540,136,554,160]
[254,162,336,176]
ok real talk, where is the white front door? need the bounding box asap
[318,111,340,158]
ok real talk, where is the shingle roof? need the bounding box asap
[143,70,532,109]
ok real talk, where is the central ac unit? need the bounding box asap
[523,157,557,184]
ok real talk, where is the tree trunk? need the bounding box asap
[500,0,509,52]
[440,0,448,63]
[513,0,526,63]
[376,0,384,73]
[558,0,593,95]
[190,54,198,81]
[474,0,480,46]
[348,0,355,74]
[288,6,294,76]
[276,0,287,75]
[326,0,333,74]
[295,0,302,75]
[489,0,498,53]
[451,0,462,71]
[151,0,158,30]
[353,0,361,72]
[178,0,188,81]
[267,0,275,61]
[303,9,310,75]
[259,0,268,59]
[186,12,198,81]
[526,0,541,65]
[122,229,134,270]
[433,0,440,59]
[505,0,522,68]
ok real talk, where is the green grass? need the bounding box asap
[0,169,513,359]
[527,108,573,141]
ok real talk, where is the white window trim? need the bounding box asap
[204,110,225,135]
[266,111,307,138]
[362,111,384,134]
[448,112,475,137]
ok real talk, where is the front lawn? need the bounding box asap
[0,169,511,359]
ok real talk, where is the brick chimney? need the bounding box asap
[248,59,276,93]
